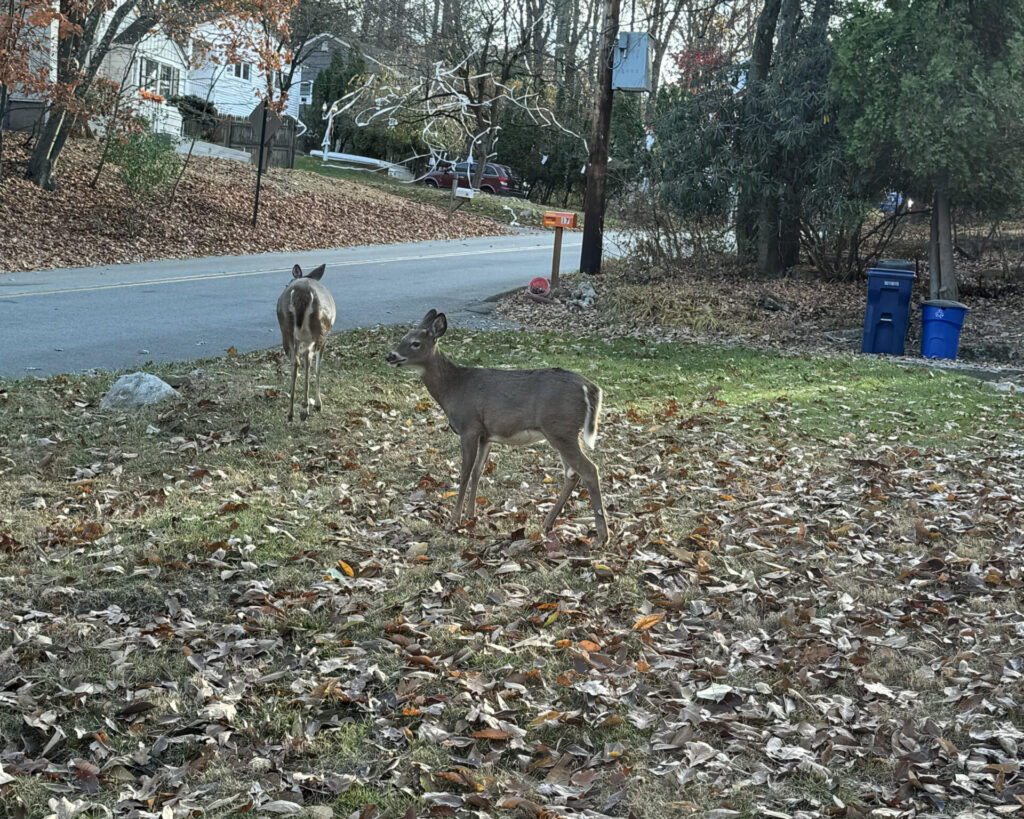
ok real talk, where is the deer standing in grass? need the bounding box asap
[277,264,336,421]
[387,310,608,545]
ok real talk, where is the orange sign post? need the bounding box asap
[543,212,578,288]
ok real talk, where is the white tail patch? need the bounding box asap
[582,384,601,449]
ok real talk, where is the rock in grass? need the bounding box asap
[567,280,597,310]
[100,372,178,409]
[756,293,792,312]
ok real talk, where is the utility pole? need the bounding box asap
[580,0,621,275]
[252,99,268,228]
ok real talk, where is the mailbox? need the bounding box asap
[543,211,577,228]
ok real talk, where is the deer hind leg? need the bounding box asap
[543,463,580,533]
[465,441,491,520]
[548,436,608,546]
[299,351,312,421]
[313,347,324,412]
[287,351,299,422]
[451,434,480,526]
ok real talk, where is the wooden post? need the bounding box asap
[579,0,621,275]
[551,227,564,289]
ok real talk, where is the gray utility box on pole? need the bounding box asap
[612,32,652,92]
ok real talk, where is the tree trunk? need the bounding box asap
[757,195,782,276]
[0,82,8,180]
[735,0,782,262]
[26,109,70,191]
[928,199,940,299]
[779,188,801,269]
[579,0,620,275]
[934,188,958,300]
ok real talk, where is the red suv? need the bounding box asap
[421,161,527,197]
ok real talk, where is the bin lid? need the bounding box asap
[919,299,969,311]
[874,258,914,271]
[867,266,915,279]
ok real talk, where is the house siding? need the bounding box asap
[100,22,190,136]
[192,21,301,122]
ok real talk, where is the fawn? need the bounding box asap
[387,310,607,545]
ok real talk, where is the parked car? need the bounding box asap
[421,161,528,197]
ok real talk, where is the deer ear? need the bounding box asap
[306,264,326,281]
[430,313,448,338]
[419,309,438,328]
[292,265,303,279]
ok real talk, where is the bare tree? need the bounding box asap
[324,0,585,180]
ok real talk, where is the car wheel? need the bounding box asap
[424,178,439,188]
[481,186,495,194]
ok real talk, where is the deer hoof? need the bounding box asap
[299,409,308,421]
[314,403,323,413]
[287,412,294,422]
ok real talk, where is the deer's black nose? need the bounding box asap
[386,352,399,364]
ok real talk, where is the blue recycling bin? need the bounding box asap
[919,300,969,360]
[861,260,916,355]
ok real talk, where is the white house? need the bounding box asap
[190,21,302,123]
[4,12,302,138]
[3,8,189,137]
[99,11,191,136]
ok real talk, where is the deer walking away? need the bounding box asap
[386,310,608,545]
[277,263,336,421]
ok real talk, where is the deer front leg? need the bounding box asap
[300,352,311,421]
[451,434,479,526]
[465,441,491,520]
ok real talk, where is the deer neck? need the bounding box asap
[420,348,464,409]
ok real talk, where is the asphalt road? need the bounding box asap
[0,232,592,378]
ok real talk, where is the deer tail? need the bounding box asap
[582,382,602,449]
[290,287,313,332]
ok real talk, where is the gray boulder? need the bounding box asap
[100,372,178,409]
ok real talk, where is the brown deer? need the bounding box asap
[276,263,336,421]
[386,310,608,545]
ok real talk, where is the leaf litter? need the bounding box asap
[0,327,1022,817]
[0,141,504,274]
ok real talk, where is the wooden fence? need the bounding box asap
[182,113,296,169]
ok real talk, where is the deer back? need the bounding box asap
[277,265,336,349]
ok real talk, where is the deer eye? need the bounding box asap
[411,341,421,349]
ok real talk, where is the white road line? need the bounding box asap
[1,241,583,300]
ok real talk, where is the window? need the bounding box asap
[320,40,329,51]
[233,61,251,81]
[300,81,313,104]
[159,64,179,98]
[139,57,179,98]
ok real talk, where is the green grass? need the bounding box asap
[294,154,581,228]
[0,327,1021,817]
